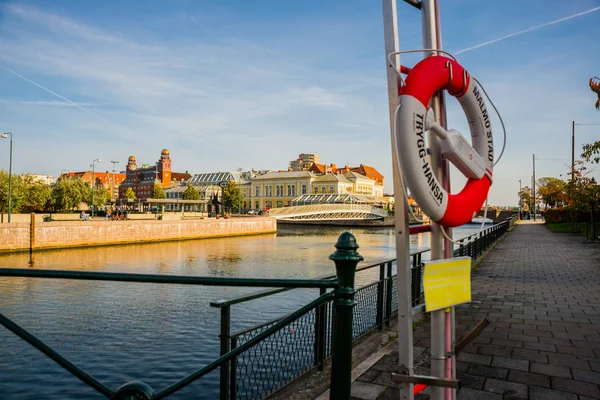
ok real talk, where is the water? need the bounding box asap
[0,224,481,399]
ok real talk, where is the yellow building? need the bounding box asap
[250,171,314,209]
[311,174,354,194]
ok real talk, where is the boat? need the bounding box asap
[471,217,493,224]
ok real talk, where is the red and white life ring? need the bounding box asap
[395,56,494,228]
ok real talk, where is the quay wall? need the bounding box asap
[0,218,277,253]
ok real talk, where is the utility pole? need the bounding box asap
[572,121,575,183]
[532,155,536,221]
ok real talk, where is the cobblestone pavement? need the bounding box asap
[349,221,600,399]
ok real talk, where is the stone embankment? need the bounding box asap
[0,217,276,253]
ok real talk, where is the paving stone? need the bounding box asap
[357,369,381,383]
[491,356,529,371]
[507,369,551,387]
[572,368,600,385]
[529,362,572,378]
[456,352,492,365]
[523,341,557,352]
[478,345,512,358]
[551,377,600,398]
[467,364,508,379]
[529,385,578,400]
[511,349,549,363]
[457,388,502,400]
[548,353,591,370]
[350,381,387,399]
[457,373,485,390]
[483,378,528,398]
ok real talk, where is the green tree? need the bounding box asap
[582,141,600,164]
[518,186,532,211]
[0,171,52,213]
[88,186,111,211]
[125,187,136,200]
[51,177,91,211]
[151,185,166,199]
[537,177,566,209]
[223,181,243,211]
[182,185,200,200]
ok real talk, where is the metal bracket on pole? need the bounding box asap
[402,0,422,9]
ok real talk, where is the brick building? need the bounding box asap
[118,149,179,199]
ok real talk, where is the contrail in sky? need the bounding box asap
[454,6,600,55]
[1,64,101,117]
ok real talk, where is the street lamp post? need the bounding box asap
[111,161,119,203]
[91,158,101,217]
[1,132,13,223]
[519,179,522,219]
[218,181,228,217]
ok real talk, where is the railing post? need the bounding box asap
[376,263,385,330]
[230,337,238,400]
[219,304,231,400]
[315,287,327,370]
[329,232,363,400]
[385,262,393,326]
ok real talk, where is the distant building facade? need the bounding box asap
[60,171,126,198]
[289,153,321,171]
[31,174,56,186]
[118,149,177,199]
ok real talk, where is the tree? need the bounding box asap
[582,141,600,164]
[223,181,243,211]
[125,187,136,200]
[88,186,111,211]
[151,185,166,199]
[0,171,52,213]
[518,186,532,211]
[51,177,91,211]
[537,177,566,209]
[182,185,200,200]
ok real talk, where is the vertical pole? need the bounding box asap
[533,155,536,221]
[230,336,238,400]
[92,163,96,218]
[329,232,363,400]
[386,261,393,326]
[377,263,385,330]
[519,179,522,219]
[7,135,12,223]
[382,1,414,398]
[219,305,231,400]
[572,121,575,182]
[421,0,450,398]
[29,212,35,256]
[315,287,327,369]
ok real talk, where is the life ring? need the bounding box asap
[395,56,494,228]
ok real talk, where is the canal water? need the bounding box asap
[0,224,482,399]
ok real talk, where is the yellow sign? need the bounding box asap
[423,257,471,312]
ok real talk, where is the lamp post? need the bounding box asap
[91,158,101,217]
[1,132,13,223]
[111,161,119,202]
[218,181,227,217]
[519,179,522,219]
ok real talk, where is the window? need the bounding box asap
[255,186,260,197]
[276,201,283,207]
[321,187,326,193]
[276,185,283,197]
[266,186,272,197]
[287,185,295,196]
[313,186,319,194]
[329,186,334,193]
[301,184,307,195]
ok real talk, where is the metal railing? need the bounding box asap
[0,218,514,400]
[212,218,514,399]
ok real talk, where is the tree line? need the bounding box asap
[0,173,243,213]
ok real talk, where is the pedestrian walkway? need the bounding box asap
[346,220,600,399]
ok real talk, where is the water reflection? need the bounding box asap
[0,224,482,399]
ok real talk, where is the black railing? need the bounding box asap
[214,218,514,399]
[0,218,514,400]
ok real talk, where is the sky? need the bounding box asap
[0,0,599,206]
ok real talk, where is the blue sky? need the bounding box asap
[0,0,598,206]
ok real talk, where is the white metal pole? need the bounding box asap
[381,1,413,399]
[421,1,449,399]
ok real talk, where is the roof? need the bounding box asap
[164,184,216,194]
[343,171,372,181]
[171,172,191,182]
[312,173,352,183]
[252,171,314,180]
[188,171,249,185]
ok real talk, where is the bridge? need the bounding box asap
[268,203,388,221]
